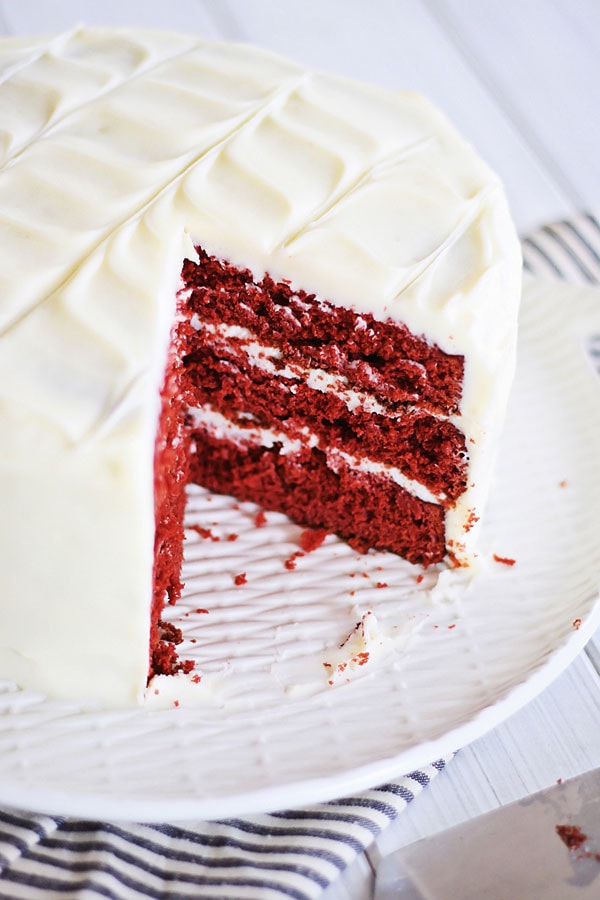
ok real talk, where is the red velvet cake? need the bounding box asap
[0,28,522,705]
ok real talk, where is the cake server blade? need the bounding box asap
[374,768,600,899]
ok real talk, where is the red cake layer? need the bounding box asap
[188,430,446,565]
[150,349,193,679]
[183,340,467,502]
[181,251,464,415]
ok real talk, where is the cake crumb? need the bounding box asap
[340,610,374,647]
[559,479,568,488]
[448,623,456,630]
[190,524,220,542]
[463,509,480,533]
[493,553,516,566]
[416,573,424,584]
[227,533,239,541]
[376,582,388,589]
[299,528,329,552]
[573,618,582,630]
[234,572,247,586]
[446,551,464,569]
[254,510,267,528]
[191,674,202,684]
[284,551,304,570]
[195,608,209,614]
[173,700,180,708]
[556,824,587,851]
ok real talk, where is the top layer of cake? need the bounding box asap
[0,27,521,706]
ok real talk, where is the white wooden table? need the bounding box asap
[3,2,600,897]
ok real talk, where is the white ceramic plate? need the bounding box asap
[1,276,600,823]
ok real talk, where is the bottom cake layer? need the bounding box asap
[188,429,446,566]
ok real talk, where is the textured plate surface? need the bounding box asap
[1,276,600,823]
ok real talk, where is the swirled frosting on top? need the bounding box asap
[0,27,521,706]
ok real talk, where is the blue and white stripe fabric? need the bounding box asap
[0,764,446,898]
[1,216,598,899]
[523,214,600,284]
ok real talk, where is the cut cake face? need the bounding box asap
[0,28,522,705]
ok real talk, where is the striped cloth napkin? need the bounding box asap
[1,216,599,900]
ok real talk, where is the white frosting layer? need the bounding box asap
[0,27,521,706]
[187,404,440,506]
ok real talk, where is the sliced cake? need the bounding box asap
[0,27,522,705]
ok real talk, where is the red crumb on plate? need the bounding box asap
[463,509,480,533]
[284,551,304,570]
[446,551,463,569]
[493,553,516,566]
[189,524,220,541]
[573,618,582,630]
[299,527,329,553]
[556,824,587,850]
[234,572,247,586]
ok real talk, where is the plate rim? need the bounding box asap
[2,275,600,822]
[0,598,598,823]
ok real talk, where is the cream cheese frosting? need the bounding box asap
[0,27,521,706]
